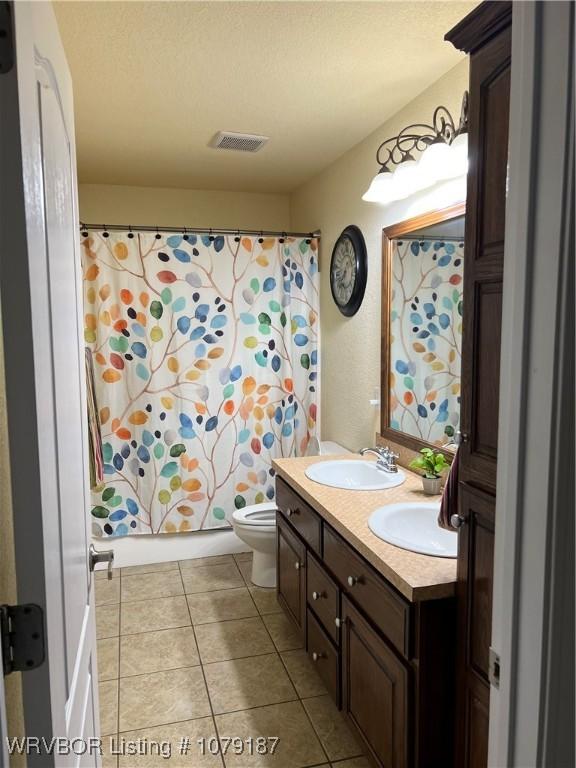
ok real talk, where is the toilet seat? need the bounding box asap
[232,502,277,527]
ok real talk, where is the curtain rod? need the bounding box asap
[80,222,321,240]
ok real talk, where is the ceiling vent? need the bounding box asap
[210,131,269,153]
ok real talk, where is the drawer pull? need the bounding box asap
[285,507,298,517]
[294,561,303,570]
[347,575,360,587]
[335,617,345,628]
[311,590,325,601]
[311,651,325,662]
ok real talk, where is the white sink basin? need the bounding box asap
[305,460,406,491]
[368,502,457,558]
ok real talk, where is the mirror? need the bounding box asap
[380,203,466,452]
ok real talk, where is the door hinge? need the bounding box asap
[1,604,45,676]
[489,646,501,689]
[0,2,14,74]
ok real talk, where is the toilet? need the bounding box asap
[232,440,349,587]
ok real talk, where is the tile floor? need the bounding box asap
[95,552,369,768]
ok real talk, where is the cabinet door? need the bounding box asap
[342,597,408,768]
[446,5,511,768]
[277,514,306,636]
[455,483,495,768]
[457,20,511,494]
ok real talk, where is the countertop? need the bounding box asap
[272,454,457,602]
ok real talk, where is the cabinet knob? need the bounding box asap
[335,617,345,628]
[347,575,359,587]
[311,651,325,662]
[285,507,298,517]
[450,514,466,529]
[294,561,303,570]
[311,591,324,601]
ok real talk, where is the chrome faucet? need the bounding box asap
[359,446,399,473]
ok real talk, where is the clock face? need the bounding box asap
[330,226,367,317]
[331,237,357,307]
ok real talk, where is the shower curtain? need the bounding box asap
[82,231,319,536]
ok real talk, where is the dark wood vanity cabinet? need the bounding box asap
[276,513,306,634]
[342,597,408,768]
[275,476,456,768]
[446,4,512,768]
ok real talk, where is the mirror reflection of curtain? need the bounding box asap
[82,231,319,536]
[389,237,463,446]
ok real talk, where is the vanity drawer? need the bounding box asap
[307,552,340,644]
[323,525,409,657]
[276,477,321,554]
[306,608,340,706]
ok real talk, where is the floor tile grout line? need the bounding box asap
[254,603,302,703]
[108,598,279,637]
[97,554,352,767]
[106,648,294,684]
[120,556,244,576]
[102,646,322,683]
[113,566,122,760]
[198,646,280,667]
[267,618,333,766]
[112,697,343,750]
[104,579,256,609]
[179,561,227,768]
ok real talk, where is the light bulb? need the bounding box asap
[446,132,468,178]
[362,167,394,203]
[392,156,433,200]
[419,139,454,182]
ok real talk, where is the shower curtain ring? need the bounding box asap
[155,226,161,240]
[127,225,134,239]
[102,225,109,238]
[183,226,189,242]
[258,230,264,244]
[279,231,286,244]
[234,229,240,243]
[306,232,312,244]
[209,228,215,242]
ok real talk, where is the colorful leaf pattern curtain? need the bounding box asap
[389,237,463,445]
[82,231,319,536]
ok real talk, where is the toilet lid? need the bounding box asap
[232,503,277,525]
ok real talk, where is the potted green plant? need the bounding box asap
[409,448,450,495]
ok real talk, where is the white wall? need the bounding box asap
[290,61,468,451]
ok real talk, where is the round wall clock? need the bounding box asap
[329,225,368,317]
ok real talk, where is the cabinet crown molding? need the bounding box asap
[445,0,512,54]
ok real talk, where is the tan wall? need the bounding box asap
[79,184,291,231]
[0,306,26,767]
[290,61,469,451]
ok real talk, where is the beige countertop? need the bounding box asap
[272,454,457,602]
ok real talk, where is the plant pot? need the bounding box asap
[422,476,442,495]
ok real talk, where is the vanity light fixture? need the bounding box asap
[362,92,469,204]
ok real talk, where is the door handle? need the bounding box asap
[89,544,114,580]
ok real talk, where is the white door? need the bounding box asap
[0,2,100,765]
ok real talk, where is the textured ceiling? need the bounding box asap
[54,1,475,193]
